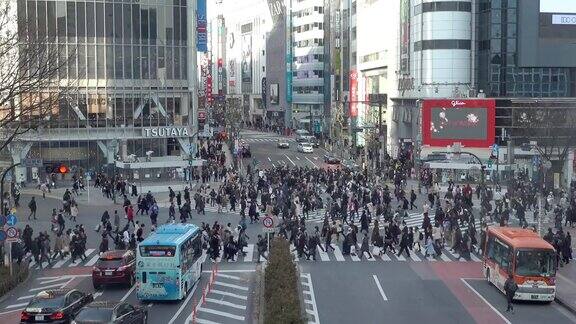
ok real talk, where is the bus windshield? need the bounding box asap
[515,249,556,277]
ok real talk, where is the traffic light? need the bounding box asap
[45,164,69,174]
[57,165,69,174]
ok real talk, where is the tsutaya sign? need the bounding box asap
[143,127,191,138]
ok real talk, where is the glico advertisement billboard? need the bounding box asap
[422,99,496,148]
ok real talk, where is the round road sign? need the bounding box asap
[0,230,6,241]
[6,227,18,239]
[263,216,274,228]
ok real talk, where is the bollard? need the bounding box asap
[191,297,197,324]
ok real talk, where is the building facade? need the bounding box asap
[13,0,200,183]
[209,0,270,128]
[290,0,328,133]
[389,0,474,157]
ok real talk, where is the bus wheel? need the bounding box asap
[183,283,188,300]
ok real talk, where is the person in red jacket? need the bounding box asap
[126,205,135,227]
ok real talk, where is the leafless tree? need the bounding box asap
[512,101,576,180]
[0,1,75,155]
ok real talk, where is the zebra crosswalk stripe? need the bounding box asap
[244,244,254,262]
[332,245,346,261]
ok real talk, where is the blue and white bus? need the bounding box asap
[136,223,204,301]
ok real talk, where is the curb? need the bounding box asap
[555,295,576,316]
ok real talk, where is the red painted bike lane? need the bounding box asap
[428,262,509,324]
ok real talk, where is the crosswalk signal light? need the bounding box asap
[57,165,69,174]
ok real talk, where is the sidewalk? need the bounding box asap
[556,262,576,314]
[542,218,576,313]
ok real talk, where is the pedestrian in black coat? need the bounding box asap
[504,274,518,313]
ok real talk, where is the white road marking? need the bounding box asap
[52,256,71,268]
[204,298,246,310]
[213,281,249,291]
[38,277,70,285]
[30,281,71,292]
[267,157,272,162]
[331,245,345,261]
[318,247,330,261]
[313,157,319,160]
[68,249,95,267]
[350,252,360,261]
[460,278,511,324]
[216,273,242,281]
[284,154,296,166]
[168,281,199,324]
[439,251,452,262]
[301,273,320,324]
[197,307,245,321]
[409,253,422,262]
[305,157,317,167]
[5,302,30,309]
[194,318,220,324]
[210,289,248,300]
[17,294,36,301]
[380,253,392,261]
[395,254,407,261]
[244,244,254,262]
[372,275,389,301]
[295,156,300,160]
[93,291,104,299]
[120,286,136,302]
[85,253,101,267]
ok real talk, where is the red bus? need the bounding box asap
[482,227,556,301]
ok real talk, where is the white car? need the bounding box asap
[297,142,314,153]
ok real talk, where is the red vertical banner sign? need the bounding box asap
[217,58,223,95]
[349,70,358,117]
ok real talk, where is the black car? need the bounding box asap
[324,155,341,165]
[20,289,93,323]
[72,301,148,324]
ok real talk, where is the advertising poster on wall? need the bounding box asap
[421,99,496,148]
[270,83,279,104]
[539,0,576,38]
[241,34,252,83]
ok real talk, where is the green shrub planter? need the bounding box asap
[264,237,304,324]
[0,264,29,299]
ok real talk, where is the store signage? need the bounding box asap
[196,0,208,52]
[143,127,191,138]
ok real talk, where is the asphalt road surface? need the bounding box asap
[2,130,573,324]
[239,130,331,169]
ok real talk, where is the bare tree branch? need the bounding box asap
[0,2,77,155]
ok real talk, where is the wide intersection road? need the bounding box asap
[298,258,576,324]
[239,130,329,169]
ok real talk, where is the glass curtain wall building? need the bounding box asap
[476,0,575,97]
[14,0,198,183]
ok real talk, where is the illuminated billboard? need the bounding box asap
[422,99,496,148]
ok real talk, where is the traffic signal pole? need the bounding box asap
[0,163,20,217]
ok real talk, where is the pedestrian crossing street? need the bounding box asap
[27,240,482,270]
[26,248,100,270]
[206,243,483,263]
[308,211,493,233]
[242,137,295,143]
